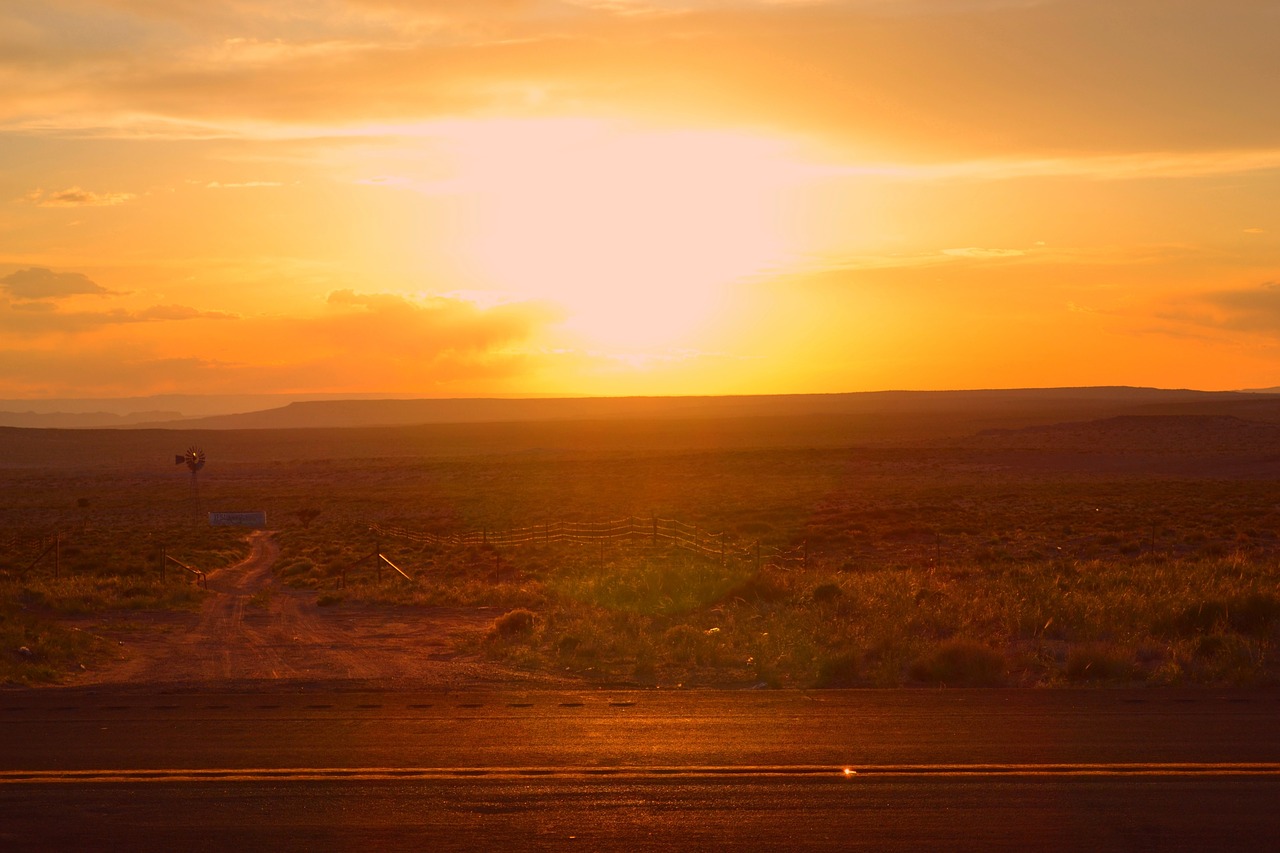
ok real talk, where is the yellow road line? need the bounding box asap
[3,764,1280,784]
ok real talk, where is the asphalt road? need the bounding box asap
[2,687,1278,851]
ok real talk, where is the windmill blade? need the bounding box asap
[184,446,207,472]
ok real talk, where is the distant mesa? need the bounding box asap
[2,386,1280,435]
[0,410,186,428]
[119,386,1274,431]
[976,414,1280,454]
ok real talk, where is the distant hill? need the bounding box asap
[0,392,405,426]
[0,410,186,428]
[4,387,1280,471]
[977,413,1280,453]
[124,387,1274,431]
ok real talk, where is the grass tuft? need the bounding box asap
[909,640,1007,687]
[490,608,537,638]
[1065,645,1133,683]
[814,651,861,688]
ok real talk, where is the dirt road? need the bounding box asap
[73,531,551,690]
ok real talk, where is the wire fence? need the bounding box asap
[368,516,809,570]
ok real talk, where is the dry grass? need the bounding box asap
[4,413,1280,687]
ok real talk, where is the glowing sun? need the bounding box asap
[442,120,803,348]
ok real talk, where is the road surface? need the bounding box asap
[2,687,1278,851]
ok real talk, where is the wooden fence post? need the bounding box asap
[161,546,166,582]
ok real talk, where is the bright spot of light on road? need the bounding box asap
[842,767,857,777]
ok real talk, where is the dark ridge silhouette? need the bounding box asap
[121,386,1269,431]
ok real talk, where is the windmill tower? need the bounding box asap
[175,446,206,514]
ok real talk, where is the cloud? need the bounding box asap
[23,186,137,207]
[803,244,1043,273]
[1151,282,1280,338]
[133,305,238,321]
[0,267,110,299]
[1199,283,1280,333]
[819,148,1280,184]
[5,0,1277,161]
[321,288,558,354]
[0,345,241,398]
[204,180,285,188]
[941,247,1026,259]
[0,298,237,335]
[0,287,561,396]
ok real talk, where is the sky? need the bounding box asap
[2,0,1278,400]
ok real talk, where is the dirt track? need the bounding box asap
[72,531,557,691]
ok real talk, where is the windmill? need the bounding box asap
[175,446,206,509]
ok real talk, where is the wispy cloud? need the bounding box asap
[0,301,236,335]
[5,0,1274,162]
[1198,283,1280,334]
[0,282,560,395]
[941,247,1027,259]
[22,186,136,207]
[0,267,111,299]
[204,180,285,188]
[820,148,1280,184]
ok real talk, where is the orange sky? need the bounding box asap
[2,1,1278,399]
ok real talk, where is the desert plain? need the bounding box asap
[3,388,1279,691]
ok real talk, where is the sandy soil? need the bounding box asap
[66,531,566,692]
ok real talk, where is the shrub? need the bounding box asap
[814,652,861,688]
[1168,600,1230,636]
[661,624,704,664]
[1231,593,1280,636]
[908,641,1006,686]
[1166,593,1280,638]
[812,583,842,603]
[491,608,536,638]
[720,570,789,605]
[1065,645,1133,683]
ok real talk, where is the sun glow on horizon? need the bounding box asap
[437,120,807,348]
[3,2,1278,399]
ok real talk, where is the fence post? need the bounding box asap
[161,547,166,582]
[755,540,761,573]
[803,539,808,569]
[375,540,382,584]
